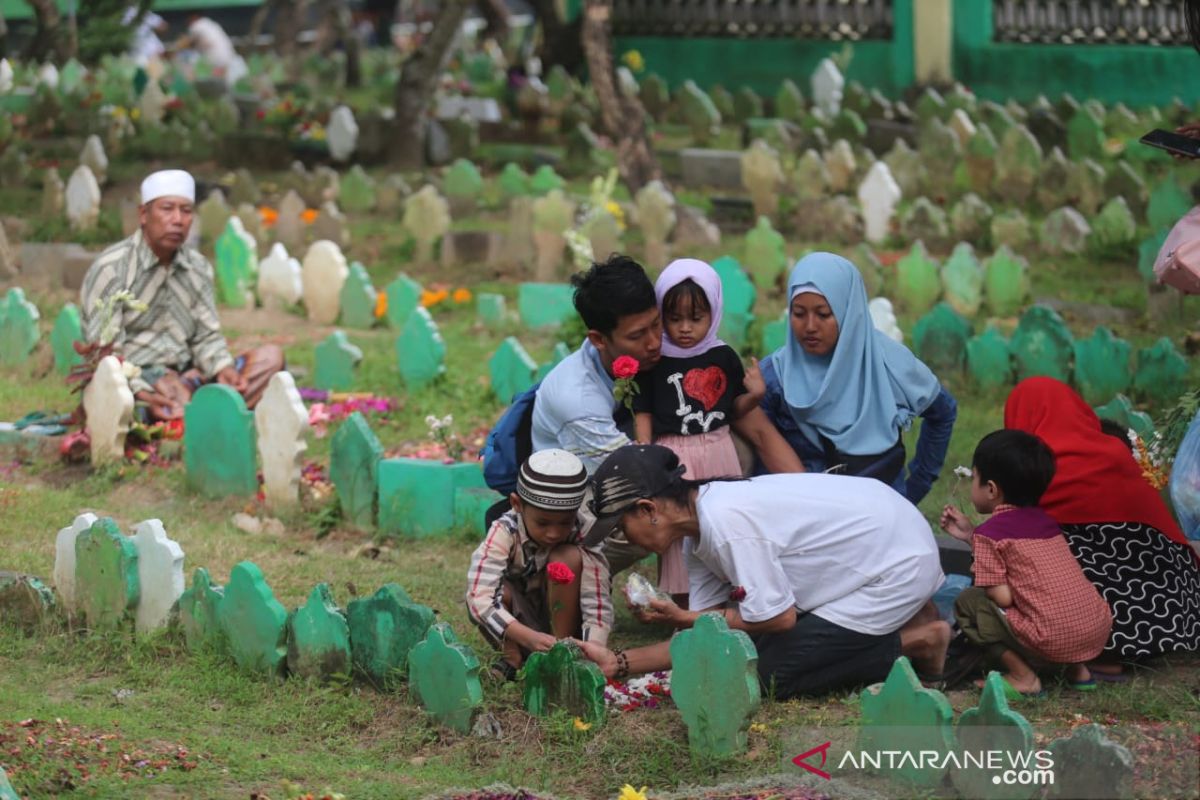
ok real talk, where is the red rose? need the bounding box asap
[612,356,640,380]
[546,561,576,585]
[729,586,747,602]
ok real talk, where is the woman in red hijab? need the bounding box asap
[1005,378,1200,667]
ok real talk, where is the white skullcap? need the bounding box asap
[140,169,195,205]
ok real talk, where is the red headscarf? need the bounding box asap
[1004,377,1187,546]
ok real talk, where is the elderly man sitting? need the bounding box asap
[80,169,283,420]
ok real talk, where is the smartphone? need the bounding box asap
[1140,128,1200,158]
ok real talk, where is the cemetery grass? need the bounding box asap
[2,192,1200,797]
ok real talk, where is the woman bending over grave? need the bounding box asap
[757,252,957,503]
[632,259,803,603]
[575,444,951,698]
[1004,378,1200,675]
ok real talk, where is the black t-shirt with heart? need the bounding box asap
[633,345,748,437]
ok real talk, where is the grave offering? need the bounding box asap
[859,657,954,788]
[65,164,102,231]
[966,326,1013,389]
[74,517,140,631]
[0,287,40,367]
[490,337,539,402]
[257,243,303,308]
[402,185,451,265]
[744,216,788,291]
[1134,338,1188,403]
[409,623,483,734]
[518,282,576,329]
[327,105,359,162]
[912,303,972,373]
[950,193,993,245]
[0,573,55,630]
[532,190,576,281]
[811,58,844,116]
[443,158,484,216]
[1040,207,1091,256]
[384,273,423,330]
[900,199,950,252]
[1089,197,1137,252]
[274,190,307,252]
[990,210,1033,251]
[1046,724,1134,800]
[857,161,902,244]
[1010,305,1073,383]
[83,355,134,465]
[339,165,377,214]
[214,216,257,307]
[316,327,363,390]
[1073,327,1132,406]
[301,240,349,325]
[523,641,607,725]
[42,169,65,218]
[377,459,487,536]
[198,189,232,246]
[741,140,784,220]
[54,512,98,615]
[287,584,351,681]
[256,371,309,507]
[346,583,436,686]
[635,180,676,269]
[952,672,1036,800]
[940,243,984,317]
[330,411,384,530]
[824,140,857,194]
[396,307,446,389]
[183,384,257,497]
[219,561,288,677]
[79,134,108,184]
[895,241,941,315]
[339,262,378,329]
[132,519,184,634]
[670,613,760,757]
[312,201,350,249]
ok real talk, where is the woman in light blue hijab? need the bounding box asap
[758,253,958,502]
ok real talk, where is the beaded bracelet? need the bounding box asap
[613,647,631,680]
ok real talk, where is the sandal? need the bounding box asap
[1069,677,1097,692]
[990,676,1046,701]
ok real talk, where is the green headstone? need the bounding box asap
[831,109,867,142]
[966,326,1013,389]
[895,241,942,315]
[640,73,670,121]
[517,283,576,329]
[915,87,947,124]
[775,79,805,122]
[546,64,573,102]
[339,165,377,214]
[529,165,566,196]
[409,622,484,733]
[983,246,1030,317]
[1035,148,1072,212]
[287,583,351,681]
[454,487,498,535]
[733,86,764,121]
[0,573,56,630]
[476,293,507,327]
[1104,161,1148,219]
[330,411,384,530]
[214,217,256,308]
[711,255,757,316]
[0,287,40,367]
[444,158,484,201]
[219,561,287,677]
[385,273,423,330]
[952,672,1037,800]
[940,243,984,317]
[1072,327,1132,406]
[1134,337,1189,403]
[744,217,788,292]
[964,125,998,195]
[1147,177,1192,232]
[718,310,755,351]
[535,342,573,382]
[1137,229,1170,283]
[1065,158,1107,216]
[74,518,139,630]
[1010,305,1073,383]
[859,657,955,788]
[0,765,19,800]
[680,80,722,144]
[1094,394,1154,439]
[523,640,607,725]
[183,384,258,497]
[995,125,1043,205]
[709,84,734,120]
[912,303,972,374]
[1066,106,1105,161]
[396,307,446,389]
[761,317,789,356]
[498,163,531,199]
[670,612,760,758]
[1089,197,1137,253]
[314,330,363,391]
[346,583,435,687]
[490,337,539,403]
[178,567,225,652]
[339,262,378,329]
[1047,723,1134,800]
[51,303,83,375]
[378,459,487,536]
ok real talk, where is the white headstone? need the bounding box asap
[255,371,309,508]
[83,355,134,465]
[811,58,844,117]
[65,165,102,232]
[868,297,903,343]
[301,240,349,324]
[257,242,304,308]
[275,189,307,252]
[54,512,99,614]
[0,59,13,93]
[37,62,59,89]
[79,135,109,185]
[132,519,184,633]
[327,105,359,163]
[857,161,902,244]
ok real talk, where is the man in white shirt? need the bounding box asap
[123,6,167,66]
[186,15,237,72]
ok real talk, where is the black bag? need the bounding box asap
[818,434,906,487]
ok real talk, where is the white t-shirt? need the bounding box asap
[687,474,943,636]
[123,8,165,65]
[188,17,237,70]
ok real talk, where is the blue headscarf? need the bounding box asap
[776,252,940,456]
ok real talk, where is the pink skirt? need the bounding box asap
[655,427,742,594]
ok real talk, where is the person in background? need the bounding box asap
[123,5,168,67]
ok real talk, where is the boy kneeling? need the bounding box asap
[465,449,612,678]
[941,430,1112,697]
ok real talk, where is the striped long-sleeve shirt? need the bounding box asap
[465,510,612,647]
[80,230,234,395]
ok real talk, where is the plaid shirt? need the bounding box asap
[465,510,612,647]
[80,230,233,395]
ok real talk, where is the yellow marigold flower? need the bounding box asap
[374,292,388,319]
[452,287,472,304]
[130,108,141,120]
[622,50,645,73]
[572,717,592,731]
[617,785,648,800]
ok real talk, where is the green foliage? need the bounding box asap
[78,0,144,65]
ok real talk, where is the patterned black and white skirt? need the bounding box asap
[1062,522,1200,658]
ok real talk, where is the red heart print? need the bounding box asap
[682,366,727,411]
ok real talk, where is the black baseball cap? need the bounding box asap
[587,444,687,543]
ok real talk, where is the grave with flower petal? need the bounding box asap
[523,640,606,726]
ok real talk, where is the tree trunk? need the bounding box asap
[24,0,69,63]
[325,0,361,87]
[581,0,660,194]
[477,0,510,43]
[528,0,584,74]
[390,0,469,169]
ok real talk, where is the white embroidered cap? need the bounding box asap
[140,169,195,205]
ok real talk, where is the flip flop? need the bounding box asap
[1069,677,1097,692]
[985,676,1046,701]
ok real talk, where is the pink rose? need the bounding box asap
[612,356,640,380]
